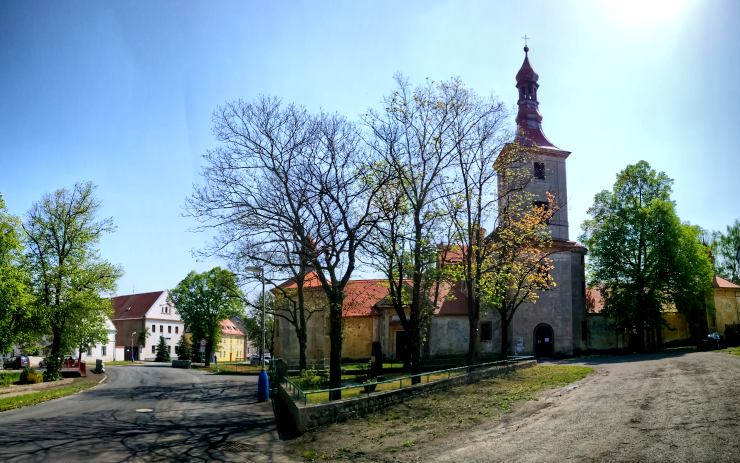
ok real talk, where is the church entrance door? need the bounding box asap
[534,324,554,357]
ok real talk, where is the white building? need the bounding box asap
[111,290,185,361]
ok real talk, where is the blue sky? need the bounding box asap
[1,0,738,294]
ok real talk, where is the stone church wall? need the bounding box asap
[512,250,576,355]
[428,317,468,356]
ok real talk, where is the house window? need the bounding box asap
[152,324,156,333]
[101,346,107,356]
[160,325,163,333]
[480,321,493,342]
[534,162,545,180]
[169,345,172,353]
[87,347,93,356]
[533,200,549,210]
[152,345,156,354]
[168,326,172,334]
[175,326,179,334]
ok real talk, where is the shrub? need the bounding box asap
[43,355,62,382]
[292,369,327,390]
[20,367,43,384]
[0,372,21,387]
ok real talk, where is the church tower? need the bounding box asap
[497,45,587,357]
[510,44,571,242]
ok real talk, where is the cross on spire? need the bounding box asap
[521,34,530,46]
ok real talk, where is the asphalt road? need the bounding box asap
[0,364,292,462]
[426,350,740,463]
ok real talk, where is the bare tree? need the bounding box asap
[441,83,514,361]
[187,97,318,371]
[300,113,387,399]
[364,76,467,374]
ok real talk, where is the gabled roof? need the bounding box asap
[714,275,740,289]
[220,319,244,336]
[112,291,164,320]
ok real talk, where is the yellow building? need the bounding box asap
[218,319,245,362]
[710,276,740,336]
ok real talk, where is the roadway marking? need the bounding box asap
[135,408,154,413]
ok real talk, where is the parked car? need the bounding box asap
[697,332,723,351]
[249,353,272,365]
[2,355,30,370]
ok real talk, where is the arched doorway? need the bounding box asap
[534,323,554,357]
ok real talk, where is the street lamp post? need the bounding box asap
[245,266,269,402]
[131,331,137,363]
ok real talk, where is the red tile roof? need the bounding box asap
[112,291,164,320]
[343,279,391,317]
[220,319,244,336]
[714,275,740,289]
[275,272,473,317]
[434,281,469,316]
[276,271,324,290]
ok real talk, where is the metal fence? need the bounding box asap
[283,356,534,405]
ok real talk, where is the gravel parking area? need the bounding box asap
[423,349,740,463]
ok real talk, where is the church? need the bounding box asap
[273,47,587,361]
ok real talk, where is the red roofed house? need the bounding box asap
[216,319,246,362]
[111,290,184,361]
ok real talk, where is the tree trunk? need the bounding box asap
[328,295,343,400]
[499,312,510,359]
[204,338,214,367]
[467,289,479,365]
[297,276,308,371]
[297,322,308,372]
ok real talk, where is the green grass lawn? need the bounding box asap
[105,360,144,366]
[0,374,103,412]
[290,365,593,461]
[721,346,740,356]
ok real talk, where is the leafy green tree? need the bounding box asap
[70,312,111,362]
[711,220,740,284]
[155,336,171,362]
[169,267,244,367]
[671,224,715,339]
[22,182,121,380]
[581,161,713,350]
[176,335,192,361]
[0,194,34,355]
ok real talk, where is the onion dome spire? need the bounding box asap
[513,45,561,150]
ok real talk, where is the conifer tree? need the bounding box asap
[176,336,192,361]
[155,336,171,362]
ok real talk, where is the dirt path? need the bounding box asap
[417,350,740,463]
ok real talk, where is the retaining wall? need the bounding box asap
[279,359,536,434]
